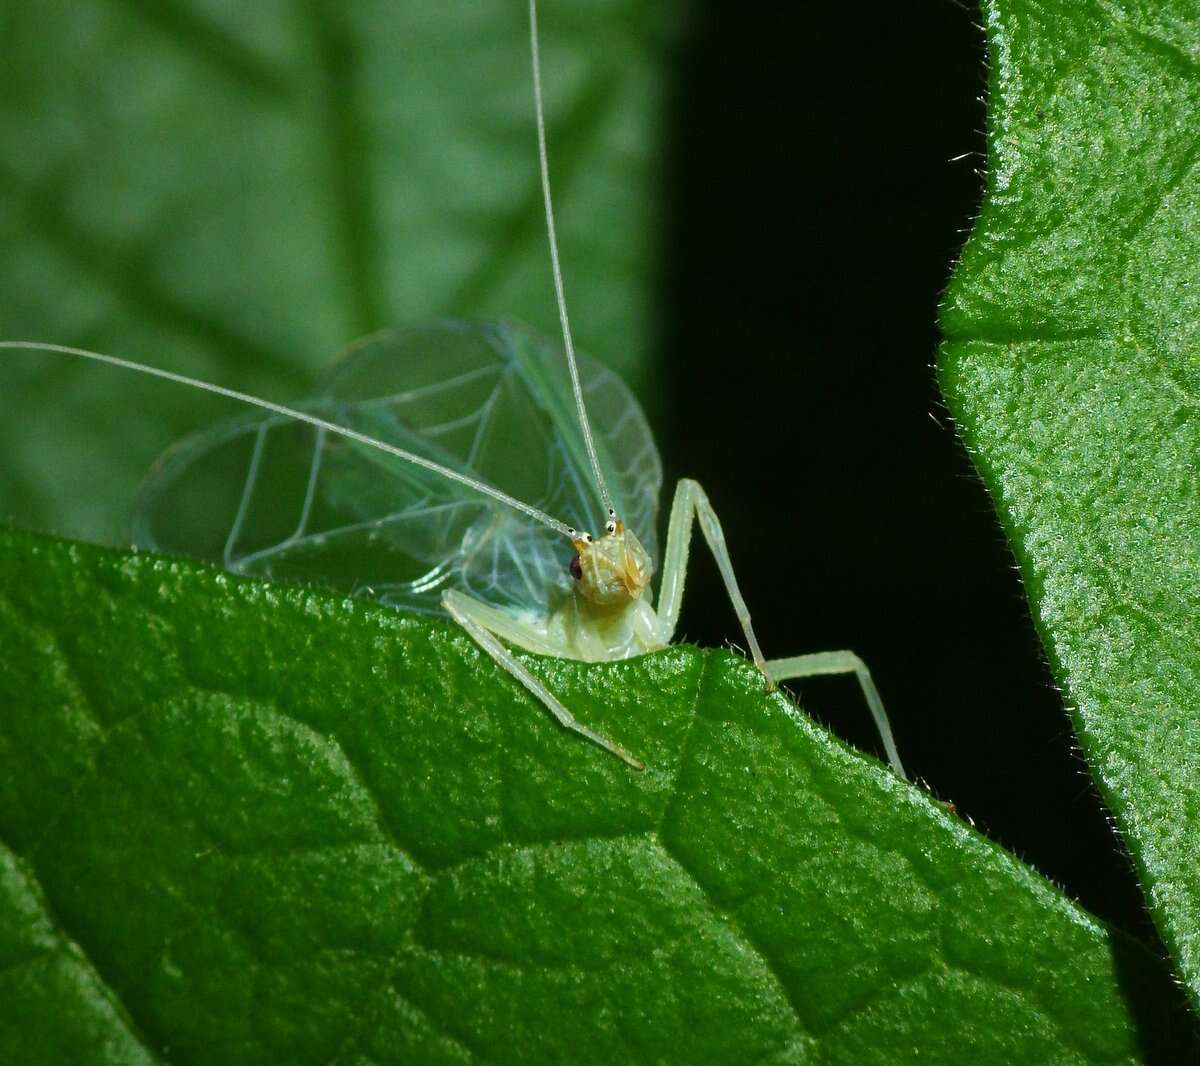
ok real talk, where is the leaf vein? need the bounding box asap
[4,840,168,1063]
[0,160,305,388]
[105,0,292,98]
[303,1,386,336]
[655,833,809,1044]
[446,63,622,316]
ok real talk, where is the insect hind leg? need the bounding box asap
[441,590,645,770]
[767,651,906,779]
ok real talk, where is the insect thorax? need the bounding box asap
[549,580,664,662]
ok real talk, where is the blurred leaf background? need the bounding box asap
[0,0,1175,985]
[0,0,674,541]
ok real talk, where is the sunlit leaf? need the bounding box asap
[1,529,1193,1063]
[940,0,1200,1008]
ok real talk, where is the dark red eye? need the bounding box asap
[569,555,582,580]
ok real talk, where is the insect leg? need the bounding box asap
[766,651,906,779]
[654,481,905,777]
[442,590,645,770]
[655,478,769,675]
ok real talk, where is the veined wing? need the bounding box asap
[131,319,662,616]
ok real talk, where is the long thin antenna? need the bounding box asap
[0,342,579,540]
[528,0,614,519]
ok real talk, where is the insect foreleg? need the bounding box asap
[766,652,906,779]
[655,478,769,674]
[441,590,645,770]
[654,480,905,779]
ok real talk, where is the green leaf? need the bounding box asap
[939,0,1200,1008]
[0,0,675,541]
[1,528,1193,1063]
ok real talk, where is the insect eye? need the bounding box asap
[606,522,616,534]
[569,556,582,580]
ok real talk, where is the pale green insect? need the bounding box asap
[0,0,904,777]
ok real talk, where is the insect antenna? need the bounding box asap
[528,0,615,523]
[0,341,579,539]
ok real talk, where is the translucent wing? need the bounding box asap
[132,319,662,617]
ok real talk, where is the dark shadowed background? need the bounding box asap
[658,0,1157,947]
